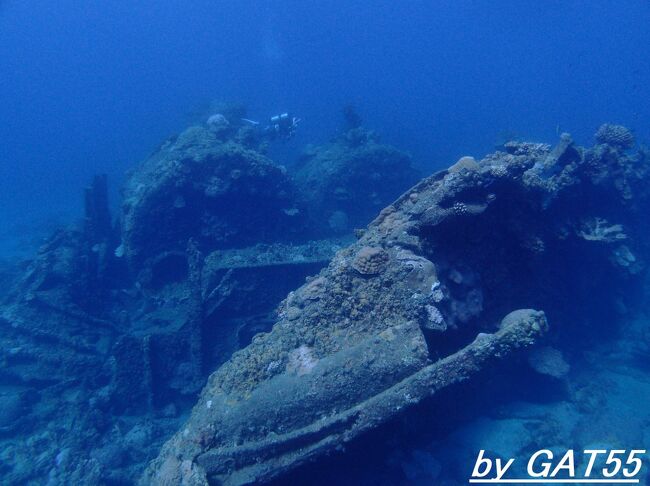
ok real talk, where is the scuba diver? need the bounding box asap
[241,112,301,141]
[265,112,300,140]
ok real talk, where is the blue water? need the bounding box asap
[2,2,650,485]
[2,1,649,233]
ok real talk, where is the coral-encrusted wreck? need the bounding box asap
[1,121,648,485]
[293,127,420,234]
[143,129,650,485]
[0,121,418,485]
[120,125,302,270]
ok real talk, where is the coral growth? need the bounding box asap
[292,127,419,234]
[286,345,318,375]
[595,123,635,149]
[120,125,301,270]
[352,246,390,275]
[448,155,479,173]
[2,120,650,486]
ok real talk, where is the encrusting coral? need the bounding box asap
[595,123,635,149]
[352,246,390,275]
[141,126,650,486]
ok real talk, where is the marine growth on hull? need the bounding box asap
[1,119,649,485]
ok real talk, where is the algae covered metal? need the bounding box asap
[145,129,650,484]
